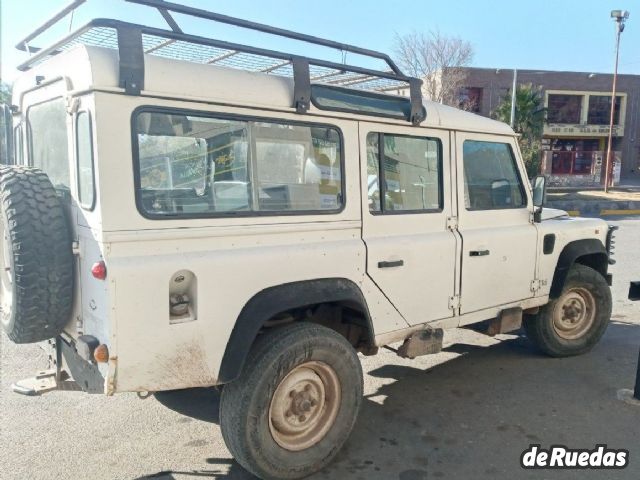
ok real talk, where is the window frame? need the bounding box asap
[587,95,622,126]
[13,123,23,165]
[462,139,528,211]
[131,106,346,220]
[368,131,444,216]
[75,110,96,211]
[546,93,583,124]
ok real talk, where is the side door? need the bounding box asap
[360,122,458,325]
[454,132,538,314]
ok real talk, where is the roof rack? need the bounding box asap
[14,0,425,125]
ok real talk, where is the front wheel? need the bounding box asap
[524,263,611,357]
[219,323,363,479]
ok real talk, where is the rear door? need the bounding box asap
[454,132,537,314]
[360,122,458,325]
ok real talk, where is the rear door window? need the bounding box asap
[27,98,70,189]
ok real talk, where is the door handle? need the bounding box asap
[469,250,490,257]
[378,260,404,268]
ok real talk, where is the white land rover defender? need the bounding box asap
[0,1,622,479]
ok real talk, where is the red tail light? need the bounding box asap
[91,261,107,280]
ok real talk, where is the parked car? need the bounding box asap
[0,2,620,479]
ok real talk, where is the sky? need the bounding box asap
[0,0,638,84]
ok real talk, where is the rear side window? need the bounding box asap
[133,110,343,218]
[76,112,95,209]
[462,140,526,210]
[367,132,442,213]
[27,98,70,189]
[311,85,420,120]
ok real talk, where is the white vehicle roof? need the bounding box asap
[13,45,514,136]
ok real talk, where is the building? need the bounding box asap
[454,68,640,186]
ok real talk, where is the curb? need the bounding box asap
[563,209,640,217]
[547,200,640,218]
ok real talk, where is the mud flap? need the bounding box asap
[486,307,523,336]
[397,328,444,359]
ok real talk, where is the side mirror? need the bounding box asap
[532,175,546,223]
[532,175,546,207]
[0,104,14,165]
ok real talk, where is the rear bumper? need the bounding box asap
[629,281,640,301]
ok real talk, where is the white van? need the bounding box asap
[0,2,619,479]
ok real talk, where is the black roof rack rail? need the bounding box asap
[14,0,425,125]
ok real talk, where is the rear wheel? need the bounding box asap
[220,323,363,479]
[524,263,611,357]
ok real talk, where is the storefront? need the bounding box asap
[540,90,625,187]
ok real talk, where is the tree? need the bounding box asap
[394,31,474,106]
[0,83,12,104]
[492,84,545,177]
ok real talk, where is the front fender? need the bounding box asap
[550,239,608,298]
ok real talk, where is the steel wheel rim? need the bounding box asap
[552,287,596,340]
[268,360,341,451]
[0,215,13,327]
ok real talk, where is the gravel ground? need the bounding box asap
[1,218,639,480]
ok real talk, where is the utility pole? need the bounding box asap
[604,10,629,192]
[510,69,517,129]
[635,347,640,401]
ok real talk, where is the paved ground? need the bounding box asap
[1,218,639,480]
[547,191,640,217]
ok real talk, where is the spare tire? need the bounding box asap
[0,166,74,343]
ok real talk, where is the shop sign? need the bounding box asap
[545,124,622,136]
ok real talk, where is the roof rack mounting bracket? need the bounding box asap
[409,78,425,125]
[117,25,145,95]
[156,7,183,33]
[292,56,311,114]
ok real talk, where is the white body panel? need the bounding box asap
[8,45,611,395]
[359,122,458,325]
[454,132,538,313]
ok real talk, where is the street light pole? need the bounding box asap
[604,10,629,193]
[634,347,640,400]
[510,69,517,129]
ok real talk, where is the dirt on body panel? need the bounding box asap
[127,340,218,392]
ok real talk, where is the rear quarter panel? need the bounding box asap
[92,93,407,392]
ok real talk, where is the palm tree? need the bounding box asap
[492,84,545,177]
[0,83,11,104]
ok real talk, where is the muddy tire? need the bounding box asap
[219,323,363,479]
[524,263,611,357]
[0,166,74,343]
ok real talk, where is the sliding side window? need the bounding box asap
[462,140,526,210]
[133,110,343,218]
[367,132,442,213]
